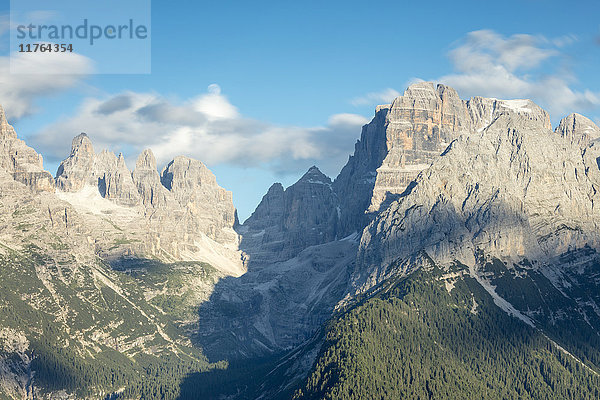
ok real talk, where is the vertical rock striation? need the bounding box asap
[555,113,600,148]
[54,137,242,271]
[354,110,600,294]
[0,106,54,192]
[160,156,239,244]
[241,166,339,263]
[333,82,552,237]
[132,149,170,208]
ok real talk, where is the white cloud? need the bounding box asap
[0,50,92,119]
[351,88,400,106]
[192,84,239,121]
[327,113,369,126]
[550,34,578,48]
[31,86,368,177]
[438,30,599,121]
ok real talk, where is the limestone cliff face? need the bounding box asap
[333,82,553,238]
[55,133,95,192]
[555,113,600,148]
[241,166,339,263]
[331,106,389,237]
[200,167,353,360]
[334,83,472,237]
[0,106,54,192]
[239,82,557,265]
[353,110,600,294]
[103,153,142,207]
[54,136,243,274]
[132,149,170,208]
[466,96,551,132]
[160,156,238,244]
[56,133,141,206]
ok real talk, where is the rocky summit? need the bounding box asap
[333,82,552,237]
[240,166,339,263]
[53,133,244,275]
[354,108,600,292]
[0,106,54,192]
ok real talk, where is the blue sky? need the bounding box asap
[1,0,599,220]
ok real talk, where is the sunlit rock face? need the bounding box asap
[0,106,54,192]
[354,107,600,294]
[333,82,552,237]
[54,135,243,275]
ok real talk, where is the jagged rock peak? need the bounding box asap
[241,165,339,263]
[103,152,141,207]
[391,82,551,131]
[132,148,168,208]
[116,152,127,167]
[555,113,600,148]
[135,148,158,170]
[397,81,462,104]
[467,97,552,131]
[70,132,94,155]
[52,134,242,266]
[354,110,600,294]
[333,81,471,237]
[0,105,17,139]
[55,134,141,206]
[298,165,332,185]
[243,182,285,229]
[160,155,238,243]
[0,105,53,191]
[267,182,284,193]
[400,81,436,96]
[56,134,97,191]
[333,82,557,237]
[160,155,217,192]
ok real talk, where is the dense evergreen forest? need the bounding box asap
[293,268,600,400]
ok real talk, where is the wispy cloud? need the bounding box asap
[550,34,578,48]
[350,88,400,106]
[437,30,599,121]
[31,85,368,177]
[0,50,92,120]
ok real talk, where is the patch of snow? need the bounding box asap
[470,264,535,327]
[306,179,332,188]
[180,233,246,277]
[55,185,139,221]
[340,232,360,242]
[501,99,532,113]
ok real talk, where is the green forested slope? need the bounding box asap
[293,267,600,400]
